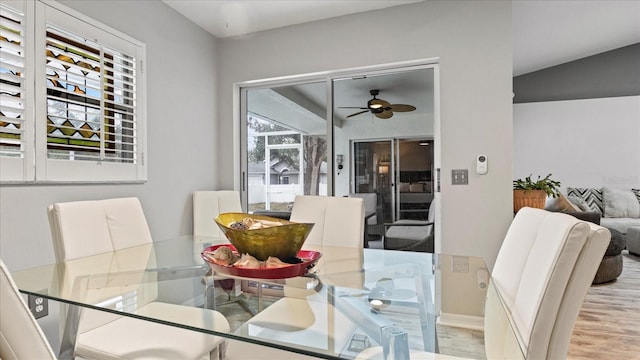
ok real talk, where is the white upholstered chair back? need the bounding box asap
[193,190,242,238]
[46,198,230,359]
[48,198,157,333]
[0,260,57,360]
[241,195,364,356]
[48,197,152,261]
[486,207,610,360]
[290,195,365,248]
[348,193,377,225]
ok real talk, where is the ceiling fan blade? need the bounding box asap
[389,104,416,112]
[347,110,370,118]
[375,110,393,119]
[339,106,368,109]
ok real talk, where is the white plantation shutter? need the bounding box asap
[0,0,146,183]
[41,2,145,182]
[0,2,32,182]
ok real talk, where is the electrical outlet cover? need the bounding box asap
[28,292,49,319]
[452,256,469,273]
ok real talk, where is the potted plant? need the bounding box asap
[513,174,561,213]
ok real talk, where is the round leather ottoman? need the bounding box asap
[592,228,626,284]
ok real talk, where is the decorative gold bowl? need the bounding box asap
[214,213,314,261]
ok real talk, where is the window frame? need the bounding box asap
[0,0,147,184]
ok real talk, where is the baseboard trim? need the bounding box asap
[437,312,484,331]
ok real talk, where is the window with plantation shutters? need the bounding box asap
[0,0,146,183]
[0,2,31,182]
[45,27,136,164]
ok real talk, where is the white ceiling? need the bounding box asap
[164,0,640,76]
[163,0,422,38]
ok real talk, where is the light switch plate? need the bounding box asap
[452,169,468,185]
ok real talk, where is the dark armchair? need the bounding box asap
[383,202,435,253]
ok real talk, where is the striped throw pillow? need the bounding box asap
[566,187,604,214]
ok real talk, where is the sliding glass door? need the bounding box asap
[238,62,437,219]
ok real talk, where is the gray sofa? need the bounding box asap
[546,186,640,284]
[564,187,640,238]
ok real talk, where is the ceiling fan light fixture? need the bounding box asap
[368,98,384,109]
[368,100,383,109]
[343,89,415,119]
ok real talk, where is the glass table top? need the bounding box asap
[11,235,523,360]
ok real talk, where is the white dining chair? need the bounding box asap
[232,195,365,357]
[348,192,379,240]
[289,195,365,248]
[348,193,377,225]
[48,197,230,360]
[0,259,57,360]
[485,207,610,360]
[193,190,251,310]
[193,190,242,240]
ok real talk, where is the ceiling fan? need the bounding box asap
[341,89,416,119]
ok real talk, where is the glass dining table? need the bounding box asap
[10,236,523,360]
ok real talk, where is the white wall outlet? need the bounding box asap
[452,256,469,273]
[28,292,49,319]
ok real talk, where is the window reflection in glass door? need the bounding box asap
[244,82,328,212]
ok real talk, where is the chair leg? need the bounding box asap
[59,304,81,360]
[219,340,227,360]
[203,276,216,309]
[209,340,227,360]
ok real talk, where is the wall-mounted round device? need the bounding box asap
[476,154,488,175]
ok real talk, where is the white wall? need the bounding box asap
[217,1,514,269]
[514,96,640,190]
[1,0,219,272]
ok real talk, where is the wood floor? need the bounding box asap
[435,251,640,359]
[567,251,640,360]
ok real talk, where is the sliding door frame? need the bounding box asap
[233,59,440,213]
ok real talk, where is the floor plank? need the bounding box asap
[568,252,640,360]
